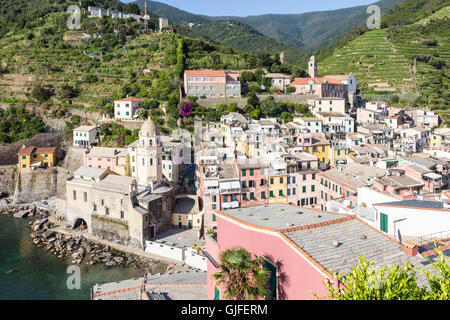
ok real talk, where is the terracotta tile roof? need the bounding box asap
[17,146,56,155]
[117,97,142,102]
[17,146,36,155]
[291,77,345,85]
[185,70,226,76]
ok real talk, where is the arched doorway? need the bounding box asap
[73,218,88,231]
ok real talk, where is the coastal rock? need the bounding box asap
[43,231,56,239]
[113,257,124,264]
[13,210,30,218]
[105,261,116,267]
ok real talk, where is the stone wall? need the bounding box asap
[13,167,71,204]
[196,94,316,108]
[91,215,131,245]
[0,165,17,197]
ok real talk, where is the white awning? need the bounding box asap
[204,179,219,188]
[230,181,240,189]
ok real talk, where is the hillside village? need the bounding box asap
[0,0,449,302]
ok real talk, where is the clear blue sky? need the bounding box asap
[123,0,379,17]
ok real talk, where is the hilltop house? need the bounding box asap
[184,70,241,98]
[264,73,292,91]
[114,97,142,120]
[73,125,99,148]
[291,78,348,98]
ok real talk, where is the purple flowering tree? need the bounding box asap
[179,101,194,117]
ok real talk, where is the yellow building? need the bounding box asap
[430,133,446,148]
[303,133,330,167]
[171,197,203,232]
[329,145,350,167]
[268,174,287,204]
[18,146,57,172]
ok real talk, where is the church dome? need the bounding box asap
[140,118,160,137]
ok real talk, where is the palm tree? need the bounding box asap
[214,248,271,300]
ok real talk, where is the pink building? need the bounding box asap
[184,70,241,98]
[237,159,270,208]
[318,163,387,211]
[84,147,128,176]
[356,108,382,124]
[284,153,320,208]
[372,173,424,200]
[291,78,347,98]
[206,203,427,300]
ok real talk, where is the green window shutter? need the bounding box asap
[214,287,220,300]
[242,169,246,177]
[262,260,277,300]
[270,191,274,198]
[380,213,388,233]
[261,191,266,199]
[303,186,306,193]
[250,169,254,176]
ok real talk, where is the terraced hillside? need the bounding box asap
[0,12,269,128]
[319,29,414,94]
[318,10,449,124]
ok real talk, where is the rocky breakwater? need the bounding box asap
[28,220,164,271]
[0,197,48,218]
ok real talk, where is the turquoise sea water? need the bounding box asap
[0,215,145,300]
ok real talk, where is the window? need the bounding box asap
[212,195,217,202]
[22,164,26,168]
[22,156,26,160]
[302,186,306,193]
[250,169,254,176]
[249,180,255,188]
[242,193,248,201]
[279,190,283,197]
[269,191,274,198]
[380,213,388,233]
[212,204,217,211]
[73,191,77,200]
[250,192,255,200]
[260,179,265,186]
[303,174,307,181]
[84,192,87,202]
[242,169,246,177]
[120,210,124,219]
[261,191,266,199]
[312,174,316,180]
[311,185,315,192]
[223,195,228,203]
[242,181,247,188]
[270,178,274,184]
[280,178,283,184]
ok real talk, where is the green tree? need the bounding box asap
[31,84,54,102]
[420,249,450,300]
[214,248,270,300]
[321,255,426,300]
[226,102,238,114]
[319,246,450,300]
